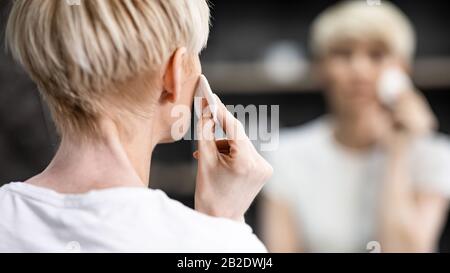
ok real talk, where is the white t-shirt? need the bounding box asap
[0,182,267,253]
[264,117,450,253]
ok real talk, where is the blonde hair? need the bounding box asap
[6,0,210,137]
[310,0,416,63]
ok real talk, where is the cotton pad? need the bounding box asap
[194,75,218,124]
[378,67,413,106]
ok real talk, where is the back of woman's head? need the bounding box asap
[6,0,210,138]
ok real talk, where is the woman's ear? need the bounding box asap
[161,47,187,104]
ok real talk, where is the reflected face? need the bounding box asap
[318,39,403,116]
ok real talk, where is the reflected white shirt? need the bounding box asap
[265,117,450,252]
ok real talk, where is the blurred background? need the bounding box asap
[1,0,450,251]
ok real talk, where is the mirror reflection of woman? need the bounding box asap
[263,0,450,253]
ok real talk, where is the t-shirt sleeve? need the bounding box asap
[163,191,268,253]
[198,218,268,253]
[222,223,268,253]
[411,134,450,197]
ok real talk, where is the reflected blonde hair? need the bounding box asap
[6,0,210,137]
[310,0,416,63]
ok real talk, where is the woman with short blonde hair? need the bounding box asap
[0,0,272,253]
[263,0,450,253]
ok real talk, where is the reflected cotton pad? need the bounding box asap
[194,75,218,124]
[378,67,413,106]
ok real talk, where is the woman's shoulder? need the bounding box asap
[280,117,331,146]
[410,133,450,195]
[267,116,332,163]
[148,189,267,252]
[411,133,450,164]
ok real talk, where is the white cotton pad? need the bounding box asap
[378,67,413,106]
[194,75,218,123]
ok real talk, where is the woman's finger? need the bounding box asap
[214,95,247,143]
[196,98,218,160]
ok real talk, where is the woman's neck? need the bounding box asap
[333,108,383,151]
[25,118,159,194]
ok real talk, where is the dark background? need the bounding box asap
[1,0,450,252]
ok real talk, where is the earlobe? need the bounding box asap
[162,47,188,104]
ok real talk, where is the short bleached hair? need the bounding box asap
[310,0,416,64]
[6,0,210,137]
